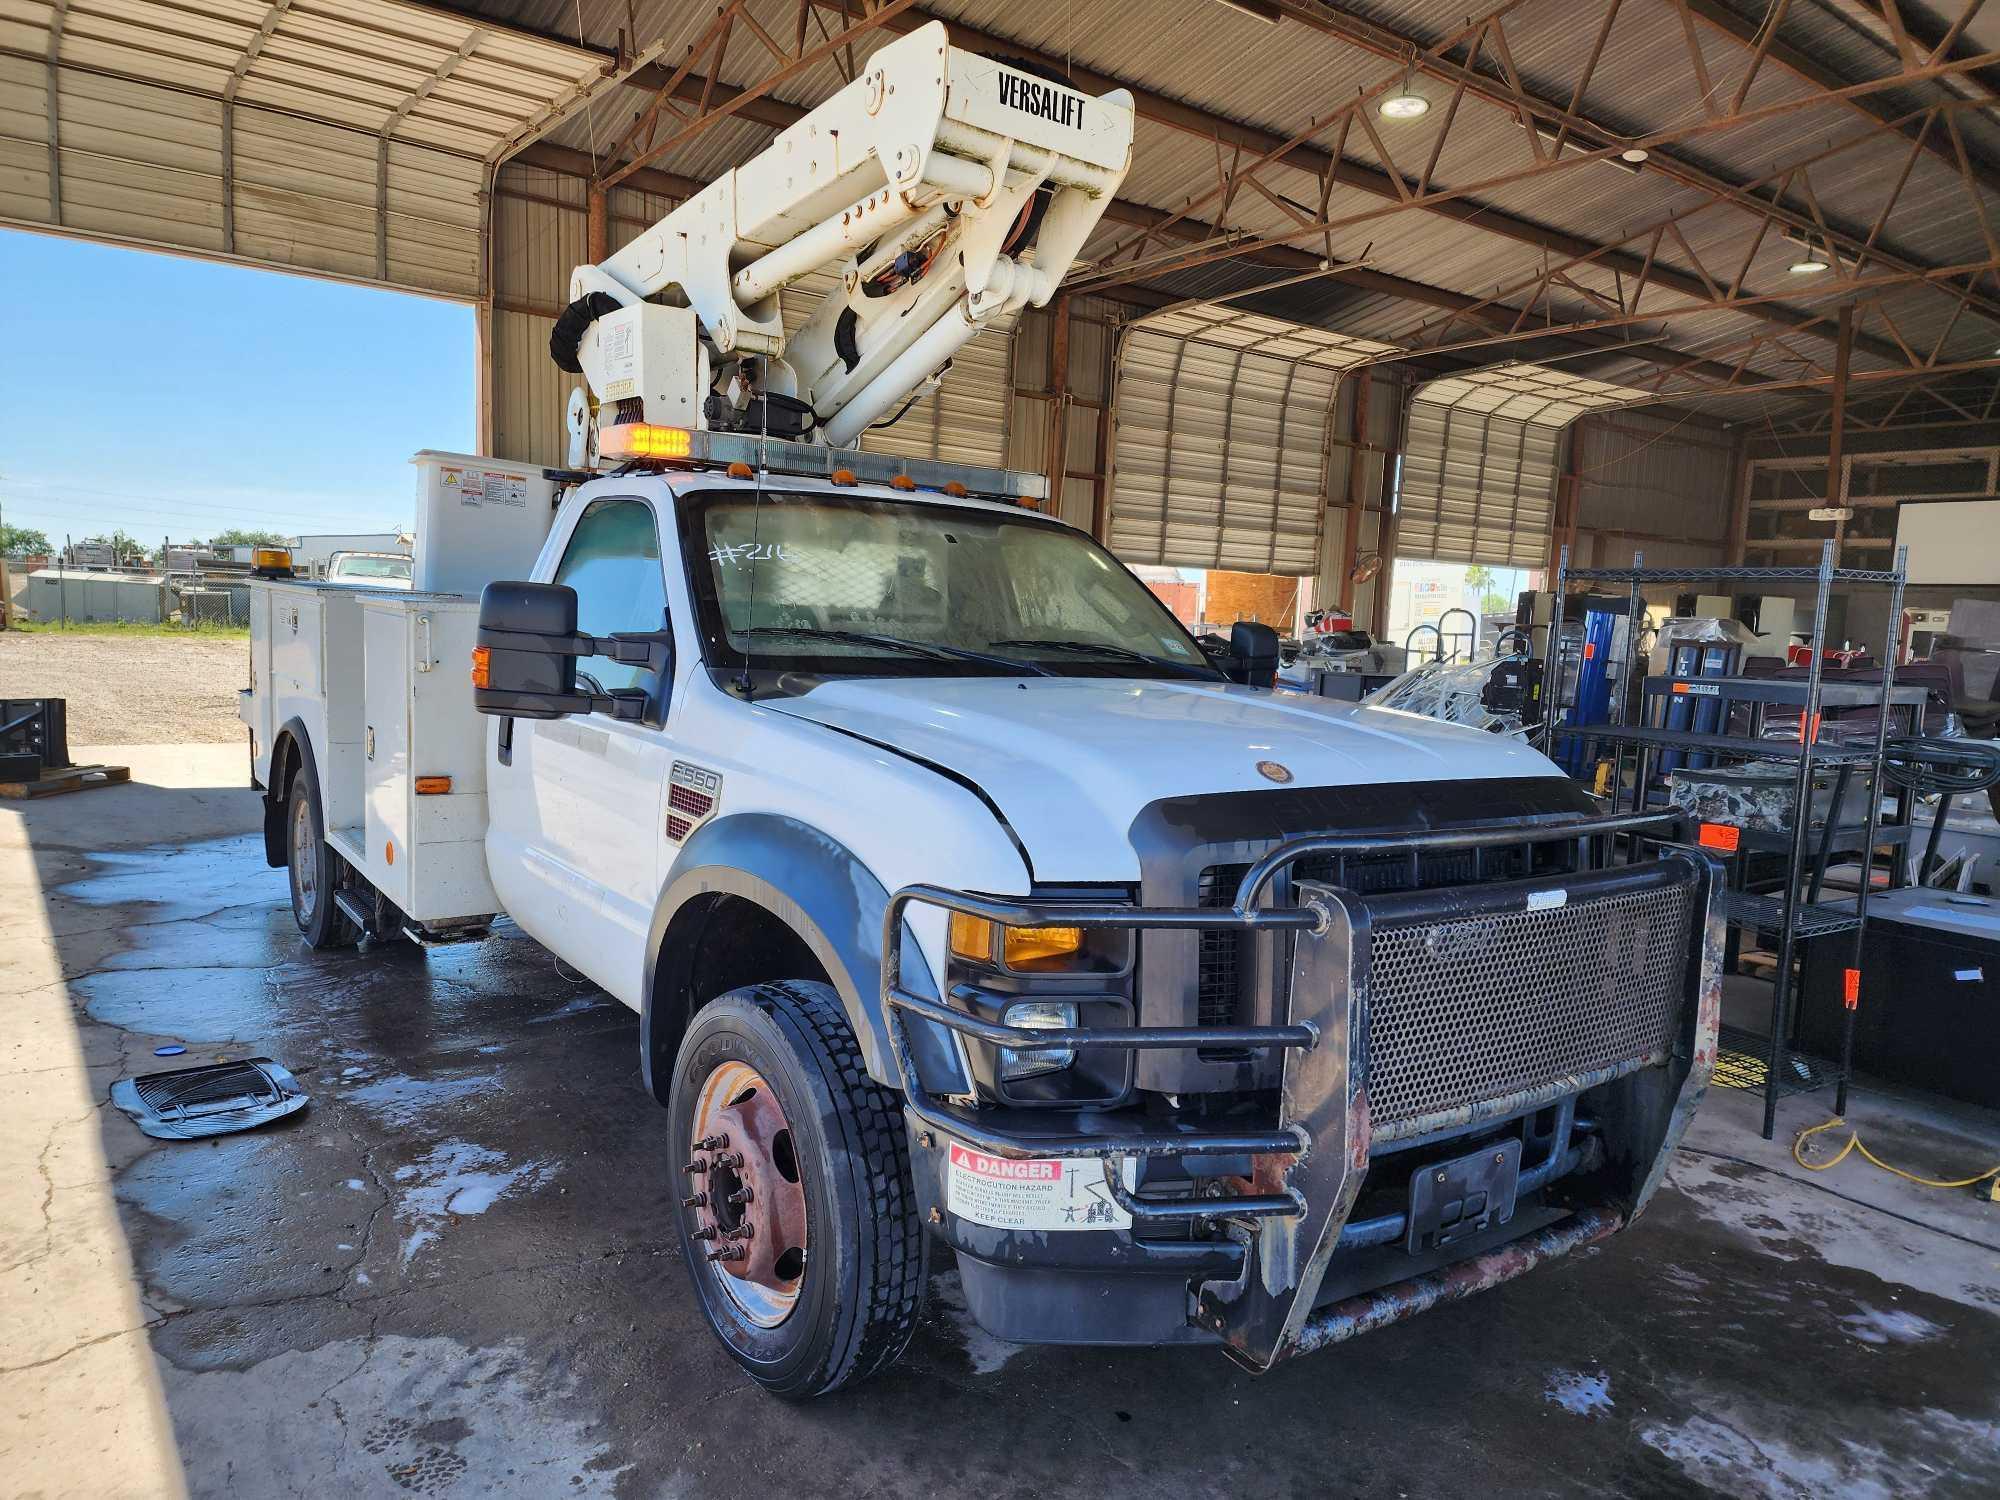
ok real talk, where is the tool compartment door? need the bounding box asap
[360,597,498,924]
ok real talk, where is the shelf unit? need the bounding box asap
[1541,541,1911,1140]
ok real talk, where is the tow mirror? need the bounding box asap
[1227,622,1280,689]
[474,582,591,721]
[473,581,673,724]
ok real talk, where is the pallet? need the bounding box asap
[0,763,131,799]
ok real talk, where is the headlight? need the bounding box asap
[999,1001,1077,1080]
[948,914,1086,971]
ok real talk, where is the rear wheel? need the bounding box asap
[285,774,348,949]
[669,981,927,1398]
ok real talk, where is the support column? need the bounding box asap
[587,182,609,262]
[1042,294,1072,515]
[1338,370,1370,613]
[1828,303,1853,567]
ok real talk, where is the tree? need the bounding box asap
[0,524,52,557]
[1464,564,1495,593]
[106,530,148,564]
[211,527,286,547]
[1481,592,1511,616]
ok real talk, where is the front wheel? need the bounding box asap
[669,981,928,1397]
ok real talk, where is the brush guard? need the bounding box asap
[883,809,1723,1370]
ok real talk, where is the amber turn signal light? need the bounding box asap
[470,645,491,689]
[415,776,452,795]
[948,913,1087,970]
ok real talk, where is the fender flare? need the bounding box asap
[640,812,969,1103]
[261,717,321,869]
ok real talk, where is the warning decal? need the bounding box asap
[481,471,528,508]
[945,1142,1133,1232]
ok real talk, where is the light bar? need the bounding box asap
[599,423,694,461]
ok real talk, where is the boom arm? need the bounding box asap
[554,22,1133,456]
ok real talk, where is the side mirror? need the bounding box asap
[474,581,592,721]
[1227,622,1280,689]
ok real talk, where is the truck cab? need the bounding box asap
[248,450,1722,1397]
[240,20,1719,1397]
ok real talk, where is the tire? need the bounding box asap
[285,773,349,949]
[669,980,927,1397]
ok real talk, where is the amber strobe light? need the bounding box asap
[948,914,1086,970]
[598,423,694,461]
[470,645,491,689]
[415,776,453,795]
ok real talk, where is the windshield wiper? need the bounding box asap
[988,638,1218,678]
[740,626,1052,675]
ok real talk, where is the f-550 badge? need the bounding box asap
[667,762,723,844]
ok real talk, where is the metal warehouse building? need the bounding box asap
[9,0,1997,618]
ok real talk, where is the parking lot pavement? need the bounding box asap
[8,748,2000,1498]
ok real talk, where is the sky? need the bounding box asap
[0,229,475,549]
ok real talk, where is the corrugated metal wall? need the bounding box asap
[1010,296,1119,532]
[1570,411,1735,570]
[1106,324,1342,575]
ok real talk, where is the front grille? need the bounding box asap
[1365,877,1694,1139]
[1196,841,1569,1027]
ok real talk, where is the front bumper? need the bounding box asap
[882,810,1724,1369]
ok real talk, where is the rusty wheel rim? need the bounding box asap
[684,1060,808,1328]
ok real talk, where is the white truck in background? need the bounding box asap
[238,22,1721,1399]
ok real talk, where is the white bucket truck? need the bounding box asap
[241,23,1721,1398]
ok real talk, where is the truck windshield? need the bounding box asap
[331,555,411,580]
[682,490,1218,681]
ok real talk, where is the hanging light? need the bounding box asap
[1788,255,1831,275]
[1620,147,1650,164]
[1379,90,1430,119]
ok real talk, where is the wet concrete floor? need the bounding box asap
[10,758,2000,1497]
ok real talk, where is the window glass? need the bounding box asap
[553,498,667,695]
[331,554,410,580]
[689,492,1212,678]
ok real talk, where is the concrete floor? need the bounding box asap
[7,747,2000,1499]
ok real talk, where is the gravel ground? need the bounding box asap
[0,630,247,743]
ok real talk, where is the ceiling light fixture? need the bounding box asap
[1621,147,1650,164]
[1788,256,1831,274]
[1379,90,1429,119]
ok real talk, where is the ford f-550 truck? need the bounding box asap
[238,26,1721,1398]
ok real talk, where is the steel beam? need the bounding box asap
[1683,0,2000,199]
[1280,1,2000,327]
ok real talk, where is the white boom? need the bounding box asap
[553,22,1133,460]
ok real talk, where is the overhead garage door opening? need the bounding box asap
[1106,304,1393,641]
[0,228,472,546]
[1385,363,1643,654]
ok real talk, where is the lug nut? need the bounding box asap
[707,1246,746,1263]
[723,1223,754,1241]
[712,1151,745,1170]
[695,1134,730,1151]
[727,1186,754,1206]
[681,1192,708,1209]
[682,1158,708,1175]
[691,1224,718,1242]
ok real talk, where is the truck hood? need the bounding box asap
[766,677,1565,882]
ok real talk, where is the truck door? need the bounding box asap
[486,495,673,1005]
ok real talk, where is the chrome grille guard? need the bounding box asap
[881,808,1725,1369]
